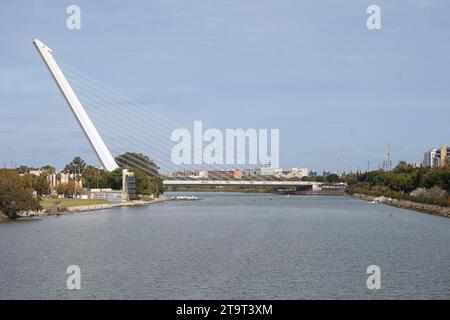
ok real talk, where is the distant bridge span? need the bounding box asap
[164,180,327,186]
[163,180,347,193]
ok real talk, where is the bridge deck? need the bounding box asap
[163,180,345,186]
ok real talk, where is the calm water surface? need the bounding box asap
[0,193,449,299]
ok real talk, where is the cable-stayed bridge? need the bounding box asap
[33,38,346,195]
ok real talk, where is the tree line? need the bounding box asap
[0,152,163,218]
[341,161,450,206]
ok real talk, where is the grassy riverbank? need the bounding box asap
[0,196,168,221]
[41,196,168,212]
[40,198,110,211]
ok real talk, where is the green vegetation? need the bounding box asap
[29,173,51,196]
[64,156,86,174]
[80,153,164,198]
[301,174,341,183]
[40,198,109,211]
[0,153,164,219]
[115,152,159,176]
[0,169,41,218]
[56,181,83,198]
[347,186,449,207]
[342,161,450,207]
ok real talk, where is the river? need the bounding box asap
[0,193,449,299]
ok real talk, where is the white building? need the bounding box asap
[60,172,70,184]
[275,168,308,179]
[198,170,209,178]
[423,149,437,168]
[260,167,281,176]
[423,146,449,168]
[29,170,43,176]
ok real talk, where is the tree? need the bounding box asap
[425,167,450,191]
[0,169,41,218]
[393,161,415,174]
[103,168,123,190]
[315,176,325,182]
[386,173,414,193]
[64,156,86,174]
[149,176,164,197]
[115,152,164,196]
[29,173,50,196]
[326,173,340,183]
[115,152,159,176]
[366,170,387,186]
[40,165,56,174]
[56,181,82,197]
[414,167,426,189]
[16,165,30,174]
[82,166,106,189]
[341,173,357,185]
[132,168,151,195]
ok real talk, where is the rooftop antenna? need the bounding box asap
[33,38,119,172]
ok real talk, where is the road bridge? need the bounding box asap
[163,180,347,194]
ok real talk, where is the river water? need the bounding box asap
[0,193,449,299]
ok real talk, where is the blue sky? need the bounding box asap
[1,0,449,173]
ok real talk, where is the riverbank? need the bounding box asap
[40,198,110,211]
[350,193,450,218]
[64,196,167,213]
[1,196,168,220]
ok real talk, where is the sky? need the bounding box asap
[1,0,449,173]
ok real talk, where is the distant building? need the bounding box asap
[260,167,281,176]
[423,146,449,168]
[198,170,209,178]
[259,160,280,176]
[60,172,70,184]
[207,170,234,179]
[89,188,122,201]
[436,145,450,167]
[28,170,80,190]
[29,170,43,176]
[48,173,57,188]
[308,170,318,177]
[233,170,242,180]
[423,149,437,168]
[273,168,308,179]
[242,168,260,177]
[167,169,208,179]
[58,172,82,189]
[289,168,308,178]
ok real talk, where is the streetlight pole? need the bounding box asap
[336,158,340,176]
